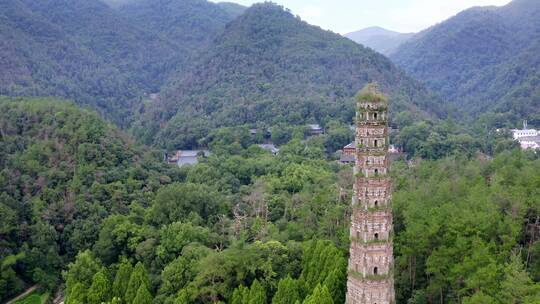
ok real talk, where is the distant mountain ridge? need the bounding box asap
[391,0,540,125]
[134,3,443,149]
[345,26,414,56]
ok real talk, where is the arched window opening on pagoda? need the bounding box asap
[374,169,379,175]
[373,267,378,275]
[374,139,378,147]
[374,112,378,120]
[374,200,378,207]
[374,233,379,240]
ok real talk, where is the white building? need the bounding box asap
[258,144,280,155]
[511,129,538,140]
[167,150,210,167]
[519,137,540,150]
[511,121,540,150]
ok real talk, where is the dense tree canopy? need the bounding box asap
[392,151,540,303]
[0,98,178,301]
[133,3,443,149]
[0,0,240,126]
[1,96,540,304]
[392,0,540,127]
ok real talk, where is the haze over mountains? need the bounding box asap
[345,27,414,56]
[391,0,540,125]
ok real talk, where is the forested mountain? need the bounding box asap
[0,0,176,124]
[115,0,244,61]
[0,0,442,144]
[134,3,443,149]
[345,26,414,56]
[391,0,540,126]
[0,0,241,126]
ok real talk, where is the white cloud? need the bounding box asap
[383,0,513,32]
[210,0,514,33]
[299,5,324,22]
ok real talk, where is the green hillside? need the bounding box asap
[391,0,540,126]
[0,97,179,301]
[0,0,240,126]
[116,0,244,67]
[135,3,443,149]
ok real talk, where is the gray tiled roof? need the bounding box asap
[340,154,355,163]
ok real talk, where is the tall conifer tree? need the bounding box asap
[272,276,300,304]
[248,280,266,304]
[133,285,153,304]
[87,268,111,304]
[125,262,151,304]
[113,261,133,299]
[302,284,333,304]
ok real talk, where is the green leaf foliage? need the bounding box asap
[113,261,133,299]
[125,262,151,304]
[302,284,333,304]
[4,96,540,304]
[87,268,112,304]
[0,0,241,125]
[299,240,347,293]
[248,280,266,304]
[272,276,300,304]
[231,286,250,304]
[133,284,153,304]
[0,98,178,299]
[64,250,102,304]
[392,151,540,303]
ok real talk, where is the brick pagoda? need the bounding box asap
[346,84,395,304]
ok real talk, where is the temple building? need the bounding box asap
[346,84,395,304]
[511,121,540,150]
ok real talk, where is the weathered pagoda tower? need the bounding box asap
[346,84,394,304]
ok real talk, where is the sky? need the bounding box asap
[213,0,513,34]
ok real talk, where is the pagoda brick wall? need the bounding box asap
[346,88,395,304]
